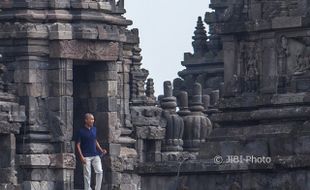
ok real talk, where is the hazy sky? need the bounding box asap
[125,1,211,96]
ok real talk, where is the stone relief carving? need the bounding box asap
[239,41,260,93]
[277,35,289,92]
[293,37,310,75]
[50,40,119,61]
[278,35,289,75]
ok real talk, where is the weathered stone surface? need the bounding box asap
[17,153,75,169]
[50,40,120,61]
[161,81,184,152]
[0,168,17,184]
[130,106,162,126]
[22,181,54,190]
[89,81,118,97]
[136,126,165,139]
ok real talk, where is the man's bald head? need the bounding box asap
[84,113,95,127]
[84,113,94,120]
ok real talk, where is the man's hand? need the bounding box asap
[101,148,107,155]
[76,142,86,164]
[80,156,86,164]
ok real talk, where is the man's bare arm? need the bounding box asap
[76,142,86,164]
[96,140,107,155]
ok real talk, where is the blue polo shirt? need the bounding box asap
[76,126,99,157]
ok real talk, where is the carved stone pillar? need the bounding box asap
[146,78,156,102]
[177,91,191,117]
[183,83,212,152]
[161,81,184,152]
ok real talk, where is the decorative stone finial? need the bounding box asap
[177,91,191,117]
[183,82,213,152]
[163,81,173,98]
[189,82,204,112]
[146,78,155,100]
[192,16,208,56]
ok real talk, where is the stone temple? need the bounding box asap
[1,0,310,189]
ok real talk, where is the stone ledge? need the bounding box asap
[0,0,123,14]
[208,17,310,34]
[211,105,310,123]
[272,16,310,29]
[0,10,132,26]
[137,155,310,175]
[219,92,310,109]
[16,153,75,169]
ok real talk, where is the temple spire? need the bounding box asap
[192,16,208,56]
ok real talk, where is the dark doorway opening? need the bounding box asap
[73,63,91,189]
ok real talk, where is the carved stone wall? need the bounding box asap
[138,1,310,190]
[0,0,139,190]
[4,0,310,190]
[0,62,26,190]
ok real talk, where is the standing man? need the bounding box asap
[76,113,107,190]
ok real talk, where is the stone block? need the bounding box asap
[49,81,73,96]
[10,104,26,123]
[48,110,73,141]
[50,40,120,61]
[136,126,165,139]
[0,121,20,134]
[97,24,120,41]
[88,2,99,9]
[47,97,73,112]
[70,2,88,9]
[73,25,99,39]
[120,184,137,190]
[17,82,48,97]
[17,153,75,169]
[105,172,122,184]
[48,59,73,70]
[89,81,117,97]
[22,169,56,181]
[130,106,162,126]
[294,136,310,155]
[16,143,55,154]
[108,143,121,157]
[94,71,118,81]
[48,69,72,83]
[49,0,70,9]
[92,62,118,72]
[269,137,294,156]
[272,16,304,29]
[14,69,38,83]
[22,181,54,190]
[88,97,117,112]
